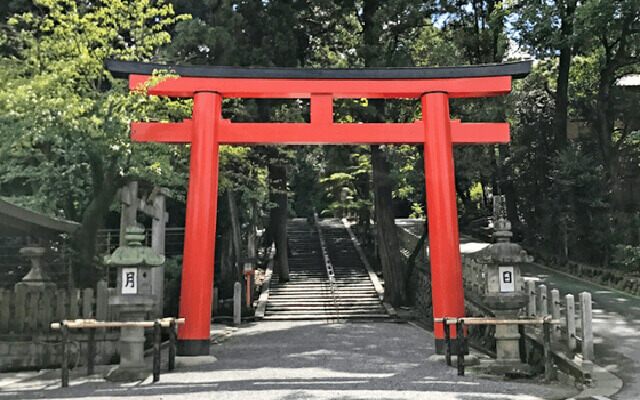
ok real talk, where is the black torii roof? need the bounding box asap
[105,59,532,80]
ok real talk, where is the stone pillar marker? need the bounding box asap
[233,282,241,326]
[581,292,594,361]
[104,226,164,382]
[550,289,561,341]
[147,187,170,317]
[565,294,577,351]
[537,284,548,317]
[526,280,537,317]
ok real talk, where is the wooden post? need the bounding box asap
[456,320,465,376]
[550,289,561,342]
[153,321,161,382]
[518,324,527,363]
[87,329,96,375]
[581,292,594,361]
[565,294,577,352]
[543,320,553,381]
[444,318,451,366]
[168,320,177,371]
[61,323,69,388]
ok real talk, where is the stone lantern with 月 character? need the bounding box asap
[103,226,164,382]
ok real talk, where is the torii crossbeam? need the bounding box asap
[107,59,531,356]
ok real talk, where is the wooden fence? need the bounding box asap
[0,281,110,335]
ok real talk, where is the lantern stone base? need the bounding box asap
[104,365,150,382]
[427,354,480,366]
[104,325,149,382]
[175,355,218,368]
[479,360,534,377]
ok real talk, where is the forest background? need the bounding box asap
[0,0,638,307]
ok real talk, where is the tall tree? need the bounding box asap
[0,0,188,285]
[514,0,578,151]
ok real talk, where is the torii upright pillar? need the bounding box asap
[106,59,531,356]
[422,92,466,353]
[178,92,221,355]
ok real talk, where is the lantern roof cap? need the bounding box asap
[104,226,165,266]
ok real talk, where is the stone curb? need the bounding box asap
[566,362,622,400]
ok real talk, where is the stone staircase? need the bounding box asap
[263,218,388,320]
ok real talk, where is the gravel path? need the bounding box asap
[1,321,575,400]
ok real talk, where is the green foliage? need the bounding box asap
[0,0,190,216]
[163,255,183,317]
[612,245,640,271]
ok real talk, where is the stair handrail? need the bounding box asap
[313,213,340,320]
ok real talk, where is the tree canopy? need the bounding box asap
[1,0,639,294]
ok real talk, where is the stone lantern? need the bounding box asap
[16,246,56,290]
[474,202,532,375]
[104,226,164,382]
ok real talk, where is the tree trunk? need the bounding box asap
[361,0,406,306]
[372,145,406,306]
[554,0,576,150]
[227,189,243,281]
[74,162,124,287]
[269,163,289,281]
[555,46,570,150]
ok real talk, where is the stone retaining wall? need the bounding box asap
[0,332,119,372]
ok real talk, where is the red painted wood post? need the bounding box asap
[177,92,221,356]
[421,92,466,355]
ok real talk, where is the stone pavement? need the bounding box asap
[0,321,576,400]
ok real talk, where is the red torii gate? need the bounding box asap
[107,60,531,356]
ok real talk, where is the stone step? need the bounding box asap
[262,314,390,320]
[266,304,384,310]
[267,299,378,303]
[264,310,388,316]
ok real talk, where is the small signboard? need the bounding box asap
[122,267,138,294]
[498,266,515,292]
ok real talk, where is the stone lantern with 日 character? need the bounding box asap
[474,196,533,375]
[103,226,164,382]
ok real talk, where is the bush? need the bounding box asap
[612,245,640,271]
